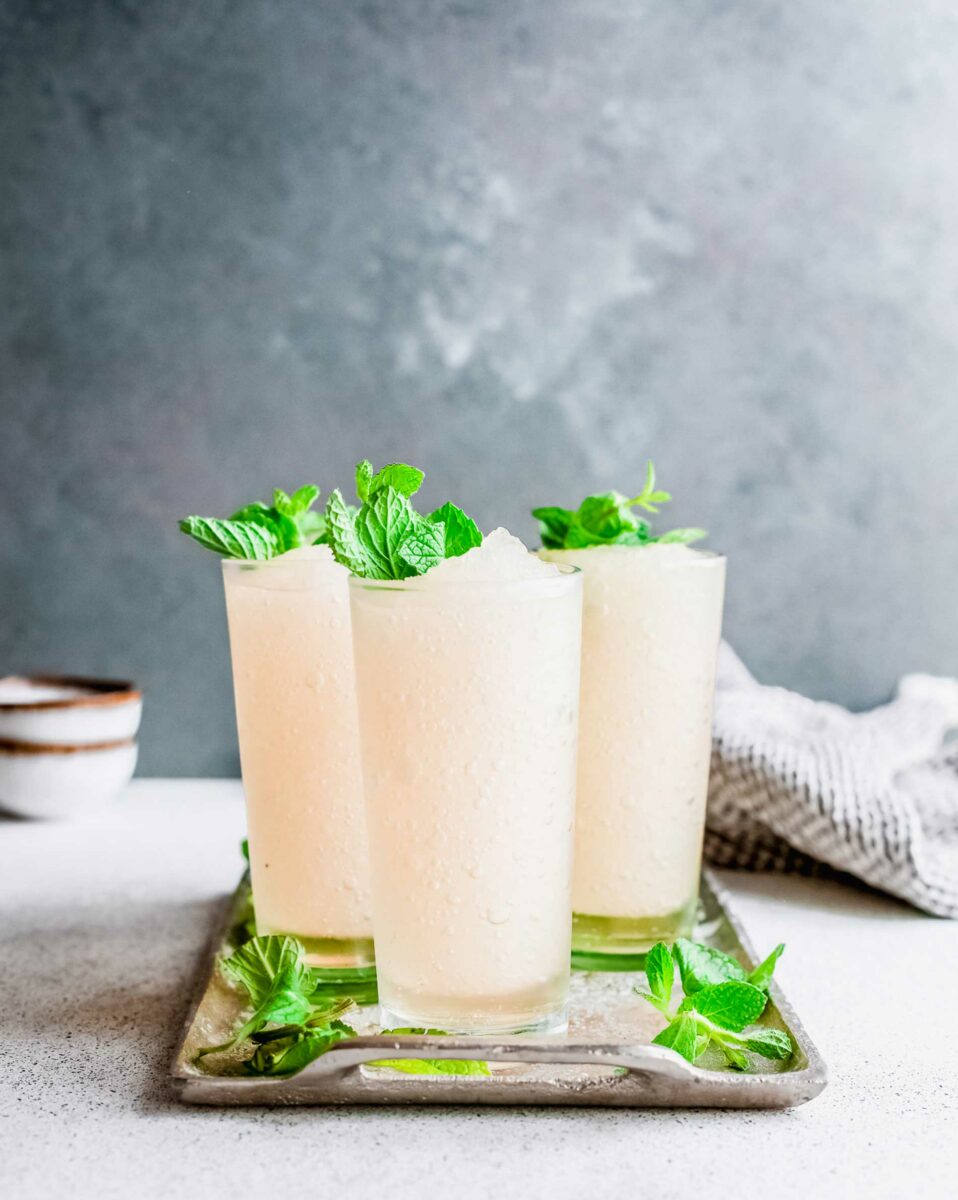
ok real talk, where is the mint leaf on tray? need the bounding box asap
[243,1016,357,1077]
[370,1028,491,1077]
[638,938,793,1072]
[195,935,318,1060]
[671,938,747,993]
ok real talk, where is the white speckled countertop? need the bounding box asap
[2,780,956,1199]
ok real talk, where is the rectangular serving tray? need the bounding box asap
[171,869,826,1108]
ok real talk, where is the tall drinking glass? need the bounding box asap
[539,543,726,967]
[349,565,582,1035]
[222,547,374,971]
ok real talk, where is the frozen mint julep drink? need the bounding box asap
[180,487,373,970]
[535,464,725,965]
[327,463,583,1035]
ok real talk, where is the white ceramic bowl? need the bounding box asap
[0,676,142,745]
[0,738,138,820]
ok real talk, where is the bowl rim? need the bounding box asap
[0,675,141,712]
[0,736,137,756]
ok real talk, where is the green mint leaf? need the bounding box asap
[355,460,374,503]
[243,1018,356,1077]
[636,990,672,1018]
[657,528,708,545]
[178,516,280,560]
[530,462,706,549]
[370,1057,491,1077]
[356,487,416,579]
[428,502,482,558]
[673,938,747,994]
[576,491,642,540]
[227,486,325,552]
[276,513,302,551]
[229,502,273,525]
[228,888,257,949]
[719,1042,749,1071]
[652,1014,701,1063]
[561,518,613,549]
[220,935,315,1024]
[632,460,670,513]
[269,486,323,550]
[273,488,294,517]
[686,981,767,1032]
[195,935,316,1060]
[290,485,320,515]
[325,489,372,575]
[531,506,574,550]
[743,1028,793,1060]
[297,510,328,545]
[379,1027,449,1035]
[397,516,447,575]
[331,461,475,578]
[230,499,299,552]
[371,1028,490,1076]
[265,484,324,546]
[247,997,355,1042]
[748,943,785,992]
[368,463,424,499]
[240,838,249,863]
[644,942,675,1008]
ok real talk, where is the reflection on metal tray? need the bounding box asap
[170,869,827,1108]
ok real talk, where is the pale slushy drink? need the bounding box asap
[535,467,724,964]
[326,458,584,1036]
[223,547,373,966]
[180,486,373,971]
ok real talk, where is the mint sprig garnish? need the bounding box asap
[179,484,327,559]
[243,1014,356,1077]
[195,935,333,1061]
[532,461,707,550]
[326,460,481,579]
[194,934,360,1074]
[638,937,793,1072]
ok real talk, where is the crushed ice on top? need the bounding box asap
[424,527,561,581]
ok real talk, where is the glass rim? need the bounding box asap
[220,555,341,572]
[220,555,347,594]
[347,561,581,594]
[541,545,726,564]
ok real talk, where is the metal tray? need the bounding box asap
[171,869,826,1108]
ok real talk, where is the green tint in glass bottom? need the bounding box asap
[293,934,376,970]
[571,898,698,971]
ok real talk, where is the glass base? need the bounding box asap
[571,900,697,971]
[378,1003,567,1038]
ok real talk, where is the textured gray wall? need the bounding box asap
[1,1,956,775]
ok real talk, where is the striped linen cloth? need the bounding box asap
[705,643,958,918]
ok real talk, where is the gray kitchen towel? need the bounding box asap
[705,643,958,918]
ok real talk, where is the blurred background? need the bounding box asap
[1,1,956,774]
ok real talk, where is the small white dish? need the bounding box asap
[0,676,142,745]
[0,737,138,820]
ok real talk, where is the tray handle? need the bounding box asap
[301,1036,697,1081]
